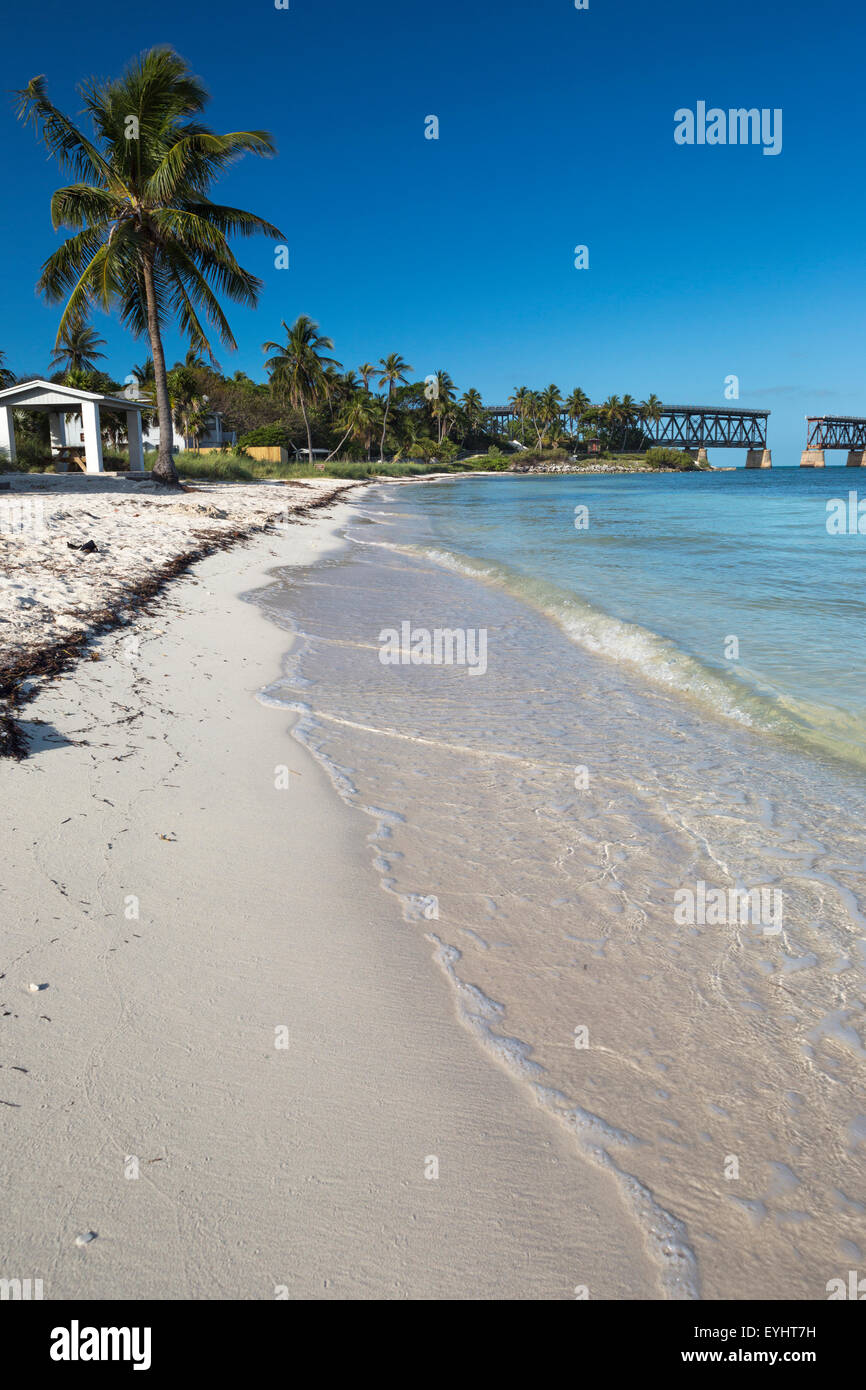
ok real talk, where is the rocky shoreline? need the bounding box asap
[508,461,705,475]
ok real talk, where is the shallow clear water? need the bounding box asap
[254,473,866,1300]
[378,470,866,769]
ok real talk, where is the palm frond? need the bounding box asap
[15,76,119,188]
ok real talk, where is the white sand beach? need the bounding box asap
[0,481,657,1300]
[0,474,353,676]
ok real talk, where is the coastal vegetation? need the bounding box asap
[2,316,686,474]
[8,46,680,481]
[15,46,282,486]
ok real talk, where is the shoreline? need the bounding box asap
[0,501,659,1299]
[269,476,866,1299]
[0,463,710,758]
[0,476,365,757]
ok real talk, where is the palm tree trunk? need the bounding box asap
[141,253,179,487]
[380,389,391,461]
[324,426,352,463]
[301,400,314,465]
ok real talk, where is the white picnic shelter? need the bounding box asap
[0,378,147,474]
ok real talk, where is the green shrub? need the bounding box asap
[237,424,294,450]
[644,447,698,470]
[480,448,511,470]
[432,438,459,464]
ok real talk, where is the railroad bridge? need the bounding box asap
[484,403,772,467]
[800,417,866,467]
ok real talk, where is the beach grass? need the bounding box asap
[173,451,478,481]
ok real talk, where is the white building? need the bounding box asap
[141,411,236,453]
[0,378,146,474]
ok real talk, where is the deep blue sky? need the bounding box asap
[2,0,864,463]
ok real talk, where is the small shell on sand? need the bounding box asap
[75,1231,98,1247]
[28,983,48,992]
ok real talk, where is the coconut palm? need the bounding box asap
[459,387,484,434]
[565,387,590,439]
[619,394,637,451]
[131,355,155,386]
[0,351,15,387]
[524,390,545,449]
[330,391,381,462]
[167,364,208,446]
[601,395,624,449]
[638,394,663,449]
[184,347,212,371]
[138,362,205,446]
[508,386,532,443]
[426,369,456,443]
[263,315,340,463]
[49,321,107,374]
[358,362,376,391]
[377,353,413,459]
[16,47,283,485]
[539,384,563,445]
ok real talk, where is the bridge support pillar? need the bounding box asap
[800,448,825,467]
[693,447,710,466]
[846,450,866,466]
[745,449,772,468]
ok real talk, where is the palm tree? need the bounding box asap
[565,387,590,439]
[508,386,532,443]
[427,369,456,443]
[168,364,208,447]
[131,355,155,386]
[263,315,340,463]
[0,351,15,387]
[601,395,623,450]
[524,390,545,449]
[326,391,381,463]
[184,347,212,371]
[638,394,663,450]
[49,321,107,374]
[539,384,563,447]
[619,394,637,452]
[16,48,283,485]
[138,363,203,446]
[358,362,376,391]
[377,353,413,459]
[460,387,484,435]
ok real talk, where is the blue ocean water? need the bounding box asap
[395,469,866,769]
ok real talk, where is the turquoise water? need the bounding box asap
[392,469,866,769]
[256,471,866,1298]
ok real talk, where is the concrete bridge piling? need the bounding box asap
[802,418,866,466]
[745,449,772,468]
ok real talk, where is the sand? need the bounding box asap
[0,473,352,676]
[0,488,658,1300]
